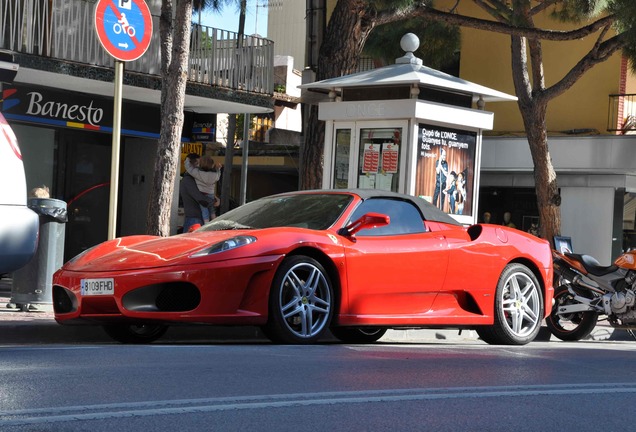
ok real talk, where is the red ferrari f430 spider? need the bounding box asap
[53,189,553,345]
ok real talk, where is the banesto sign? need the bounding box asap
[25,91,104,126]
[2,84,166,135]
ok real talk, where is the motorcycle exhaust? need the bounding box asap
[571,274,604,295]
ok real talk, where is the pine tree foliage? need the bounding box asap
[363,18,460,69]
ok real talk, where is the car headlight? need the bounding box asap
[190,235,257,257]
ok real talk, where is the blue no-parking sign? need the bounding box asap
[95,0,152,62]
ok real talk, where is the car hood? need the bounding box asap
[64,231,257,272]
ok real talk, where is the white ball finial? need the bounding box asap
[400,33,420,53]
[396,33,422,65]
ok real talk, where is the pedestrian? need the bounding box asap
[180,154,216,233]
[29,185,50,198]
[185,154,221,222]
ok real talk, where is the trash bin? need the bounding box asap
[11,198,67,311]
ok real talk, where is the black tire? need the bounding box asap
[331,327,387,344]
[264,255,334,344]
[476,263,544,345]
[103,323,168,344]
[545,285,598,341]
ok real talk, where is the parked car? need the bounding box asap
[0,112,38,274]
[53,189,553,345]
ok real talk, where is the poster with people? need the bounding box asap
[415,124,476,217]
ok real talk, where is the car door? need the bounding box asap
[342,198,450,319]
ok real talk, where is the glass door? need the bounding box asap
[325,122,355,189]
[58,130,112,261]
[333,127,353,189]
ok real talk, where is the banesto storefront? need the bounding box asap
[1,83,197,261]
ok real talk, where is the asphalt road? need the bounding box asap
[1,341,636,431]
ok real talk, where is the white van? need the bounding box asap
[0,112,38,273]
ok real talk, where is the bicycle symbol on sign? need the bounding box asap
[112,13,136,37]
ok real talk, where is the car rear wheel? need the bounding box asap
[545,284,598,341]
[264,255,334,344]
[103,323,168,344]
[331,327,387,344]
[476,263,543,345]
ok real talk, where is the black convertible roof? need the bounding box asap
[290,189,461,226]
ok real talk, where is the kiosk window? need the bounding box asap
[358,127,401,192]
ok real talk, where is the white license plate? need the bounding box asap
[81,278,114,296]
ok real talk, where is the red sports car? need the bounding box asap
[53,189,553,345]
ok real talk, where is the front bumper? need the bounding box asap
[53,255,281,326]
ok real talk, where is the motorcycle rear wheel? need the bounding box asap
[546,285,598,341]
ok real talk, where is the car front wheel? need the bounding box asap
[476,263,543,345]
[264,255,334,344]
[103,323,168,344]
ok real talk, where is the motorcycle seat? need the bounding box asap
[566,253,618,276]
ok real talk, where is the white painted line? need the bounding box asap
[2,383,636,426]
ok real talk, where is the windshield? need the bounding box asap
[198,193,353,231]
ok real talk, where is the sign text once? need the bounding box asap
[345,103,386,118]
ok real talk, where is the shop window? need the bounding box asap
[250,114,273,143]
[624,192,636,251]
[478,187,538,232]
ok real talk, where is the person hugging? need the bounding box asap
[184,154,222,222]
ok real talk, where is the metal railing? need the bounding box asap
[0,0,273,94]
[608,93,636,133]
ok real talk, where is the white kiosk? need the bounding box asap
[301,34,516,225]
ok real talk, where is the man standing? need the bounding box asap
[432,148,448,211]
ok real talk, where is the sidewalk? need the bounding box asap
[0,276,632,344]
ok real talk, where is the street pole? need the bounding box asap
[239,113,250,205]
[108,60,123,240]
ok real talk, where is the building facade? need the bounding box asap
[1,0,275,260]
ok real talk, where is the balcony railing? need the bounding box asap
[608,93,636,133]
[0,0,273,95]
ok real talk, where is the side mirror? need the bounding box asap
[339,212,390,237]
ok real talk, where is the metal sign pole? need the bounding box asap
[108,60,124,240]
[239,113,250,205]
[95,0,152,239]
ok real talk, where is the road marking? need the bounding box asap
[0,346,104,352]
[2,383,636,426]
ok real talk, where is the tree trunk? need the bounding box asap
[146,0,193,236]
[302,105,324,189]
[523,104,561,244]
[300,0,375,189]
[510,34,561,245]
